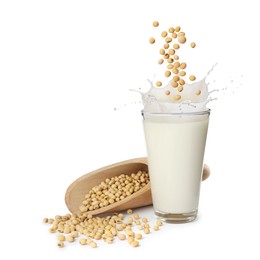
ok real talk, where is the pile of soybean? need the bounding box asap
[43,209,162,248]
[79,170,149,213]
[149,21,200,100]
[43,170,162,248]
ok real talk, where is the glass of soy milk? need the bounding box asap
[141,22,212,223]
[142,110,210,223]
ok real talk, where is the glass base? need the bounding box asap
[155,209,198,224]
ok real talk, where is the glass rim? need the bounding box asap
[141,109,211,116]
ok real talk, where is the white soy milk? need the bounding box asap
[143,112,209,214]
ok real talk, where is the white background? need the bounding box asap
[0,0,260,259]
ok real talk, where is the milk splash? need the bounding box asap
[141,64,218,113]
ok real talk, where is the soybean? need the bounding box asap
[178,36,186,44]
[165,70,171,77]
[153,21,159,27]
[149,37,155,44]
[156,81,162,87]
[190,42,196,48]
[161,31,168,37]
[189,75,196,81]
[174,94,181,101]
[196,89,201,95]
